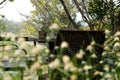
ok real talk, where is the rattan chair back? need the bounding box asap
[54,30,105,56]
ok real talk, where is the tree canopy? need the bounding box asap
[0,0,14,32]
[23,0,120,35]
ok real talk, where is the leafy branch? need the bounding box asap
[0,0,6,5]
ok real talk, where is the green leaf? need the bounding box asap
[9,0,14,2]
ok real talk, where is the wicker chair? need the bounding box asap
[49,30,105,80]
[51,30,105,56]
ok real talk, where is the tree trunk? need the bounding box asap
[73,0,94,30]
[59,0,78,29]
[0,0,6,5]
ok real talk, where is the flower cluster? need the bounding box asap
[1,30,120,80]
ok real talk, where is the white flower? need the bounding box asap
[81,61,86,64]
[6,32,16,38]
[105,29,110,35]
[117,53,120,57]
[111,69,115,73]
[75,49,85,59]
[37,56,42,61]
[99,60,103,64]
[104,65,109,71]
[54,46,59,50]
[62,55,70,64]
[86,45,93,52]
[17,37,25,42]
[9,58,14,62]
[116,62,120,67]
[61,41,68,48]
[99,71,103,76]
[5,45,12,50]
[31,61,40,71]
[19,42,28,49]
[91,41,95,45]
[102,52,106,56]
[31,45,44,55]
[49,59,60,69]
[104,46,110,51]
[45,49,50,54]
[113,42,120,48]
[49,23,60,30]
[104,73,112,79]
[11,36,16,41]
[83,65,92,71]
[49,54,55,58]
[114,31,120,36]
[78,68,82,72]
[94,71,100,76]
[70,67,77,72]
[15,49,23,55]
[71,75,77,80]
[94,71,104,76]
[91,53,97,58]
[64,61,74,71]
[114,37,119,41]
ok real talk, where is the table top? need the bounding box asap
[0,37,55,43]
